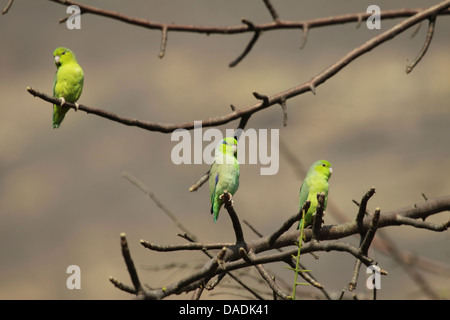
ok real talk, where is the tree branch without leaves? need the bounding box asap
[28,1,450,133]
[48,0,450,65]
[110,190,449,299]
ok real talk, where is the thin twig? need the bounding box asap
[355,187,376,233]
[190,286,204,300]
[109,276,137,294]
[140,240,233,252]
[394,215,449,231]
[350,208,383,291]
[252,91,270,105]
[279,99,288,127]
[300,24,309,49]
[188,170,209,192]
[2,0,13,14]
[262,0,280,22]
[229,29,261,67]
[410,21,422,38]
[360,208,381,255]
[406,16,436,74]
[120,233,143,294]
[158,25,168,58]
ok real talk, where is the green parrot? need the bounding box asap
[52,47,84,128]
[209,137,240,222]
[298,160,333,227]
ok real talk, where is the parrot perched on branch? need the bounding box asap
[298,160,333,227]
[52,47,84,128]
[209,137,240,222]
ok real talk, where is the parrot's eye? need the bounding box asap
[322,163,326,167]
[61,52,66,55]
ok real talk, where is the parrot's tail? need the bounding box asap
[53,104,70,129]
[211,196,220,223]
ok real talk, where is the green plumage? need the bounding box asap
[209,137,240,222]
[298,160,333,227]
[52,47,84,128]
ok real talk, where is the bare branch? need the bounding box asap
[188,170,210,192]
[140,240,233,252]
[229,19,261,67]
[349,207,382,291]
[300,24,309,49]
[119,233,143,294]
[28,2,450,134]
[109,276,137,294]
[279,99,288,127]
[158,25,168,59]
[267,201,310,247]
[222,191,245,244]
[361,208,381,253]
[47,0,450,37]
[394,215,450,231]
[126,193,449,299]
[190,286,204,300]
[263,194,450,254]
[2,0,13,14]
[355,187,376,233]
[262,0,280,22]
[252,91,269,106]
[406,16,436,73]
[312,192,325,241]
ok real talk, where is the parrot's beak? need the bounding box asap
[329,167,333,176]
[54,55,60,65]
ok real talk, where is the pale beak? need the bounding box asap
[329,167,333,176]
[54,55,60,64]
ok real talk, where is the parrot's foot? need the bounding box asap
[58,97,66,107]
[220,191,233,208]
[219,190,232,200]
[74,103,79,111]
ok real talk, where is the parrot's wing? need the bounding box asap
[299,178,310,211]
[209,162,219,214]
[53,70,57,96]
[210,172,219,214]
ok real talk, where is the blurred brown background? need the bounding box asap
[0,0,449,299]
